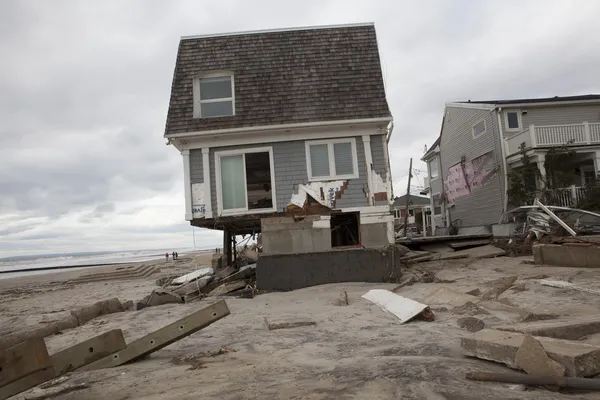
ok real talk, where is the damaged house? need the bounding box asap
[421,95,600,235]
[164,23,394,264]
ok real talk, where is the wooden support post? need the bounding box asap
[223,229,233,267]
[403,158,413,236]
[79,300,230,371]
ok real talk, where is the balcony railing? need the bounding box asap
[544,185,593,208]
[505,122,600,156]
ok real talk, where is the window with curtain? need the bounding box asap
[306,139,357,180]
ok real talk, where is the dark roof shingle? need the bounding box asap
[460,94,600,106]
[165,24,391,136]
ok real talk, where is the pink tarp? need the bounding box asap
[443,152,497,204]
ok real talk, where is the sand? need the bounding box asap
[2,254,600,399]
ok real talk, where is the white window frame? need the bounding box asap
[214,146,277,216]
[193,72,235,119]
[305,138,359,181]
[472,119,487,139]
[432,192,443,217]
[504,109,523,132]
[429,156,440,180]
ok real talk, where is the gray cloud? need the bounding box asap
[1,0,599,255]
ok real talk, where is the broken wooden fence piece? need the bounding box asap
[0,339,52,388]
[465,371,600,390]
[79,300,230,371]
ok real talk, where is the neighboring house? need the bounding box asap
[420,136,444,234]
[420,94,600,234]
[392,194,431,235]
[164,23,394,262]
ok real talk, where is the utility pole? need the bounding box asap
[403,158,413,236]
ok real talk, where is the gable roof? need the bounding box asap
[456,94,600,106]
[393,194,430,208]
[165,23,391,136]
[421,135,441,160]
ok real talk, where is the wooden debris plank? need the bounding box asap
[51,329,127,375]
[448,239,491,250]
[79,300,230,371]
[0,338,52,387]
[0,368,55,400]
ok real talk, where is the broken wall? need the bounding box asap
[261,216,332,254]
[440,107,506,227]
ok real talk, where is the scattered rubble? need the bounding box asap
[457,317,485,332]
[515,334,566,386]
[496,318,600,340]
[480,275,518,300]
[338,291,349,306]
[264,317,317,331]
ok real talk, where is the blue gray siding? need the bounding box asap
[501,104,600,133]
[440,106,505,227]
[370,135,389,206]
[188,135,388,215]
[190,150,203,184]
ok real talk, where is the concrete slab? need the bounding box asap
[461,329,600,377]
[143,289,183,307]
[515,334,565,378]
[496,319,600,340]
[79,300,230,371]
[0,338,52,387]
[0,368,55,400]
[173,276,211,296]
[51,329,127,375]
[207,280,247,297]
[481,276,518,300]
[453,244,506,259]
[264,317,317,331]
[170,268,213,286]
[533,243,600,268]
[362,289,429,324]
[448,239,491,250]
[70,298,124,325]
[538,279,600,295]
[458,317,485,332]
[423,287,480,307]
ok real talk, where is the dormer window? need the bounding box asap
[193,73,234,118]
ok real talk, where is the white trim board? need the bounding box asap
[445,102,496,110]
[214,146,278,217]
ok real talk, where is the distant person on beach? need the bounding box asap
[175,252,179,260]
[165,252,169,261]
[172,251,176,260]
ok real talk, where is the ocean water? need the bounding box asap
[0,247,216,280]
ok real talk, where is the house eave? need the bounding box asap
[165,117,393,139]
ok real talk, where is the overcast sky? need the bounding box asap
[1,0,600,257]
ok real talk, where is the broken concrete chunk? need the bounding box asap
[362,289,431,324]
[391,275,417,292]
[496,319,600,340]
[142,289,183,307]
[215,266,236,279]
[70,298,124,325]
[170,268,214,286]
[515,334,566,379]
[452,301,489,316]
[481,275,518,300]
[338,291,349,306]
[465,288,481,296]
[207,280,247,297]
[461,329,600,377]
[538,280,600,295]
[458,317,485,332]
[173,276,212,296]
[423,287,480,307]
[264,317,317,330]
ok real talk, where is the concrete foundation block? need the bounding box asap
[533,244,600,268]
[256,246,401,291]
[461,329,600,377]
[0,368,55,400]
[0,338,52,387]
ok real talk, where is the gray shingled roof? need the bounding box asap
[393,194,431,208]
[460,94,600,105]
[164,24,391,136]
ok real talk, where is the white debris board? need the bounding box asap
[362,289,429,324]
[170,267,214,286]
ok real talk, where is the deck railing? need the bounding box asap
[505,122,600,156]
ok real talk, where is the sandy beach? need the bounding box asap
[2,253,600,399]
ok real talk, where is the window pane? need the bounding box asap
[220,155,246,210]
[245,152,273,210]
[507,112,519,129]
[200,76,232,100]
[429,157,439,178]
[333,142,354,176]
[310,144,330,177]
[201,101,233,117]
[473,120,486,137]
